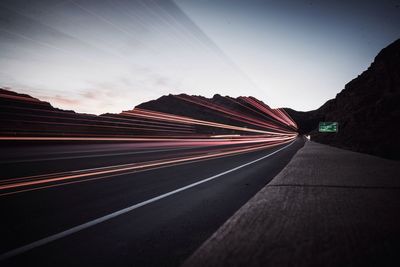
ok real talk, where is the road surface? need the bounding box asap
[0,137,304,266]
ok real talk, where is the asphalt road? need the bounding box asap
[0,137,304,267]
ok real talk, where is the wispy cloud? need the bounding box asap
[0,0,399,113]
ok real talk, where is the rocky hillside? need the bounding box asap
[285,39,400,160]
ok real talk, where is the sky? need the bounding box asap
[0,0,399,114]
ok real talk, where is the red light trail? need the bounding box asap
[0,91,298,196]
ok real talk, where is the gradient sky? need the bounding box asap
[0,0,399,114]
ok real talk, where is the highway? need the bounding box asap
[0,137,304,266]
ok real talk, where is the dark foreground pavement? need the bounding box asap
[0,138,304,266]
[184,141,400,267]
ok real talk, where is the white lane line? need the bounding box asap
[0,140,296,261]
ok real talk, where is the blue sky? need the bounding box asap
[0,0,399,114]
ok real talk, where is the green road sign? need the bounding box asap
[319,122,338,133]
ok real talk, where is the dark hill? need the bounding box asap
[285,39,400,160]
[0,89,296,137]
[0,88,195,137]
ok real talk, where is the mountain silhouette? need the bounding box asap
[0,89,296,137]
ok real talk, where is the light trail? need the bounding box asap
[0,135,296,142]
[0,111,195,131]
[0,105,195,129]
[0,119,194,134]
[174,95,294,133]
[123,108,291,135]
[1,89,299,196]
[0,138,295,195]
[1,90,298,138]
[240,97,297,129]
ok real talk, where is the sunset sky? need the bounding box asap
[0,0,399,114]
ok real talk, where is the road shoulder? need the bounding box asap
[183,141,400,266]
